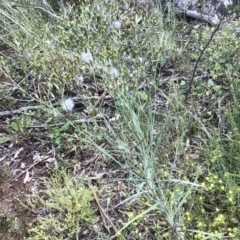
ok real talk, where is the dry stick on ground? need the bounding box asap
[0,115,118,129]
[84,145,116,233]
[0,95,113,117]
[11,157,50,182]
[87,180,117,233]
[185,10,219,26]
[0,105,44,117]
[184,17,223,102]
[94,91,107,108]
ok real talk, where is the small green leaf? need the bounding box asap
[207,111,212,116]
[213,85,221,92]
[180,80,186,86]
[10,120,22,132]
[138,92,148,101]
[208,79,214,87]
[0,137,10,144]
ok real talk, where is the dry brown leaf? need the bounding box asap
[20,162,26,169]
[73,161,81,174]
[13,147,24,159]
[23,170,31,184]
[91,172,105,179]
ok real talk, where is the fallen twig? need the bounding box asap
[0,105,44,117]
[88,180,116,233]
[0,95,113,117]
[11,157,49,182]
[185,10,219,26]
[185,17,223,101]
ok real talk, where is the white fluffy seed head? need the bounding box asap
[220,0,232,7]
[81,50,93,63]
[109,67,119,78]
[75,74,84,86]
[61,98,75,112]
[112,21,122,30]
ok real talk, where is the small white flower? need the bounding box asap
[221,0,232,7]
[109,67,119,77]
[75,74,84,86]
[45,40,52,45]
[81,50,93,62]
[61,98,75,112]
[112,21,122,30]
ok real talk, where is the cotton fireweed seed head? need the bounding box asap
[112,20,122,30]
[109,67,119,78]
[81,50,93,62]
[45,40,52,45]
[221,0,232,7]
[61,98,75,112]
[75,74,84,86]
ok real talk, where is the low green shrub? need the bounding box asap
[26,170,98,240]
